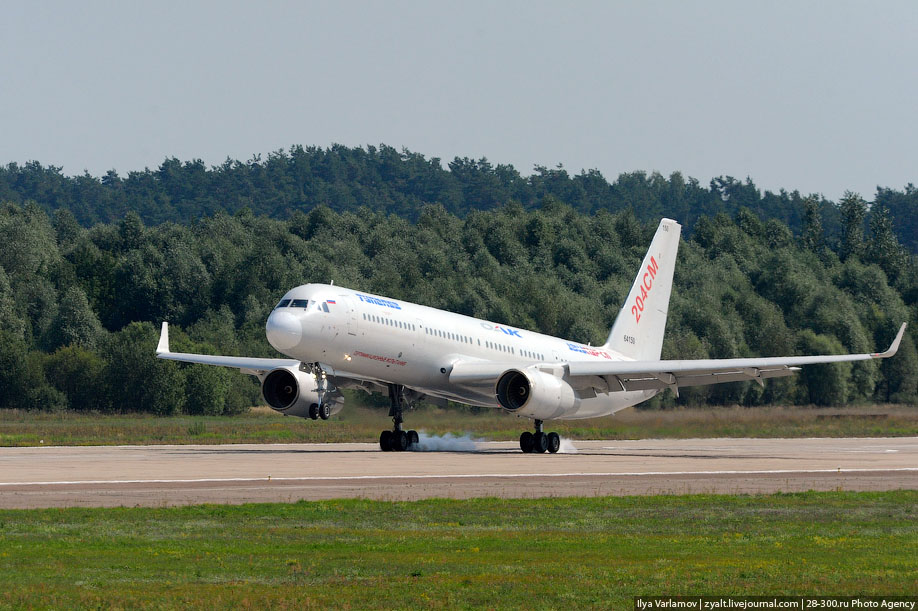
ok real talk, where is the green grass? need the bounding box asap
[1,404,917,447]
[0,491,915,608]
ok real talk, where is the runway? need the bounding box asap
[1,437,916,508]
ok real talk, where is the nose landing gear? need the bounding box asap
[305,363,333,421]
[519,420,561,454]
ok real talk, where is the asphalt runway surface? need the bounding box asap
[1,437,916,508]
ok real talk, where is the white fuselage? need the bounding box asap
[265,284,656,419]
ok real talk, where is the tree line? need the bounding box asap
[0,197,915,414]
[2,145,918,254]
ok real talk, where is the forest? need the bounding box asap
[2,144,918,253]
[0,146,916,414]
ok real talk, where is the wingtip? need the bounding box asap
[876,322,907,358]
[156,322,170,354]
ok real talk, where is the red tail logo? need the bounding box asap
[630,256,659,324]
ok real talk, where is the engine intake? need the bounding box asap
[496,368,578,420]
[261,366,322,418]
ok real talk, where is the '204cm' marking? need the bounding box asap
[630,256,659,324]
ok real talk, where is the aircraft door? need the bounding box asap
[341,297,359,336]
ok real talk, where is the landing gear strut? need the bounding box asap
[379,384,419,452]
[305,363,332,421]
[519,420,561,454]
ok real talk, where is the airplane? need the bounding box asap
[156,218,907,453]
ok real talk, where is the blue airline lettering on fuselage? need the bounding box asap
[356,294,402,310]
[479,322,523,338]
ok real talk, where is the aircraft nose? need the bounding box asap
[266,310,303,351]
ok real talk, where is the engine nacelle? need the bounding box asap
[495,368,578,420]
[261,366,322,418]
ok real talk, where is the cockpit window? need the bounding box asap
[275,299,291,309]
[321,302,330,313]
[290,299,309,308]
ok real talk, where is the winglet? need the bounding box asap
[157,322,170,354]
[874,323,907,358]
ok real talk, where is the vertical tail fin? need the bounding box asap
[603,218,681,361]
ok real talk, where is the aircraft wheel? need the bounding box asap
[380,430,393,451]
[394,430,409,452]
[547,432,561,454]
[520,431,534,453]
[533,432,548,454]
[308,403,319,420]
[408,430,419,447]
[319,402,331,420]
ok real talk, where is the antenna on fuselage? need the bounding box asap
[330,280,334,286]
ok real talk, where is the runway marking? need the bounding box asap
[3,467,918,487]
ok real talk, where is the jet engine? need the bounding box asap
[261,365,323,418]
[495,368,578,420]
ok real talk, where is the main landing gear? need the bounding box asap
[307,402,331,420]
[379,384,419,452]
[519,420,561,454]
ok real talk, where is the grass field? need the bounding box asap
[1,403,917,447]
[0,491,915,608]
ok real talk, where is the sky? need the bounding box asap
[1,0,916,202]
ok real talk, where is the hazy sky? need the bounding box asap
[2,1,915,202]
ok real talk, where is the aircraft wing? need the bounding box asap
[155,322,298,375]
[451,323,907,394]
